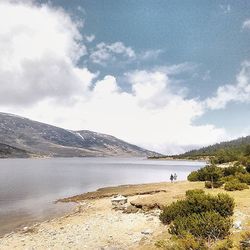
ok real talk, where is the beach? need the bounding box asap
[0,180,249,249]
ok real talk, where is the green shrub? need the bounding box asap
[240,232,250,250]
[160,200,188,224]
[160,191,234,224]
[187,165,224,185]
[224,181,249,191]
[186,189,205,196]
[214,181,224,188]
[223,165,246,176]
[205,181,212,188]
[205,181,223,189]
[187,171,200,181]
[220,175,238,183]
[246,164,250,173]
[169,211,232,240]
[233,161,241,167]
[155,234,208,250]
[235,172,250,184]
[245,160,250,173]
[210,193,235,217]
[175,234,208,250]
[213,238,233,250]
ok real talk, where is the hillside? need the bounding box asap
[0,112,159,158]
[176,135,250,163]
[0,143,31,158]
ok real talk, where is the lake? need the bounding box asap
[0,157,205,235]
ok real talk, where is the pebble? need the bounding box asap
[141,229,153,235]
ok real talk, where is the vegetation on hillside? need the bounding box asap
[0,143,30,158]
[176,136,250,164]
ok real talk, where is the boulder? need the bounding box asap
[111,195,127,208]
[123,205,139,214]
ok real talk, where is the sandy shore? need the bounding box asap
[0,181,193,250]
[0,181,249,249]
[0,196,165,250]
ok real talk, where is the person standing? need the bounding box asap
[170,174,174,183]
[174,173,177,182]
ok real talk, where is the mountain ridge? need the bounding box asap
[0,112,160,158]
[179,136,250,157]
[174,135,250,163]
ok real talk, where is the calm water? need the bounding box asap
[0,157,205,235]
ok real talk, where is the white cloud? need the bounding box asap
[220,4,231,14]
[5,69,227,154]
[202,70,211,81]
[242,19,250,30]
[77,5,85,14]
[90,42,136,65]
[155,62,198,76]
[0,1,96,105]
[205,61,250,109]
[0,0,229,154]
[139,49,163,61]
[85,34,95,42]
[89,41,163,66]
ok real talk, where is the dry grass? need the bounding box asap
[57,181,194,203]
[134,182,250,250]
[58,181,250,249]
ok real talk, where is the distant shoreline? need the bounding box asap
[147,156,208,163]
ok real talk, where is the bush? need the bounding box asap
[246,164,250,173]
[220,175,238,183]
[175,234,208,250]
[159,200,188,224]
[240,232,250,249]
[233,161,241,167]
[187,165,224,185]
[213,238,233,250]
[160,191,234,224]
[205,181,212,188]
[223,165,246,176]
[224,181,249,191]
[210,193,235,217]
[155,234,208,250]
[205,181,223,189]
[245,160,250,173]
[169,211,232,240]
[187,171,200,181]
[214,181,224,188]
[235,172,250,184]
[186,189,204,196]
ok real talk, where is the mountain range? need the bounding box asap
[0,112,159,158]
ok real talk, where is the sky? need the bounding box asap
[0,0,250,154]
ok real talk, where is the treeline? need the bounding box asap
[175,136,250,164]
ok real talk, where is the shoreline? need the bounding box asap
[147,156,209,163]
[0,181,204,249]
[1,180,249,249]
[0,157,204,240]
